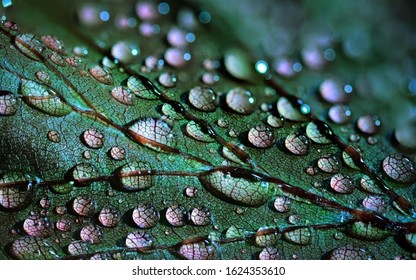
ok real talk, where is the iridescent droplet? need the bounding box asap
[266,115,284,128]
[167,27,187,47]
[111,41,139,64]
[56,218,71,231]
[306,121,331,144]
[382,153,416,183]
[283,227,312,245]
[67,241,91,256]
[255,227,280,247]
[328,105,352,124]
[72,195,95,217]
[362,195,387,213]
[224,48,254,81]
[127,117,175,150]
[114,162,153,191]
[125,231,153,249]
[158,72,177,88]
[248,125,275,148]
[319,78,350,104]
[222,144,246,165]
[225,87,257,115]
[259,246,281,260]
[185,120,213,142]
[165,205,188,226]
[341,149,360,170]
[89,66,113,85]
[80,224,103,244]
[273,196,292,213]
[99,207,121,228]
[357,114,381,135]
[188,86,219,112]
[14,34,44,61]
[277,97,309,121]
[329,245,371,260]
[23,214,53,237]
[111,86,133,105]
[41,35,65,54]
[317,155,340,173]
[82,128,105,149]
[285,133,310,155]
[109,146,126,161]
[132,204,160,229]
[135,2,158,21]
[164,48,188,68]
[127,76,159,100]
[190,207,211,226]
[359,175,381,194]
[0,90,18,116]
[70,163,97,185]
[177,239,216,260]
[330,174,354,194]
[185,186,198,198]
[9,236,58,260]
[201,72,219,85]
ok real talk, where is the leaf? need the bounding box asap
[0,0,415,260]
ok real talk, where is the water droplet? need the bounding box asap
[349,133,360,142]
[89,66,113,85]
[70,163,97,185]
[39,197,50,209]
[225,226,247,238]
[277,97,309,121]
[273,58,299,78]
[127,117,175,150]
[222,143,246,165]
[224,48,254,81]
[273,196,292,213]
[165,205,188,226]
[341,149,361,170]
[319,78,350,104]
[328,105,352,124]
[330,174,354,194]
[394,125,416,150]
[255,227,280,247]
[0,173,34,211]
[41,35,65,54]
[132,203,160,229]
[185,186,198,198]
[167,27,187,47]
[14,34,44,61]
[49,52,66,66]
[283,227,312,245]
[114,162,153,191]
[217,118,228,128]
[362,195,387,213]
[82,128,105,149]
[49,182,73,194]
[359,175,381,194]
[306,121,331,144]
[110,86,133,105]
[72,195,95,217]
[405,233,416,251]
[109,146,126,161]
[158,72,177,88]
[357,114,381,135]
[317,155,340,173]
[66,56,81,68]
[126,231,153,249]
[225,87,257,115]
[23,214,53,237]
[67,241,90,256]
[73,45,89,57]
[135,2,158,21]
[77,4,103,27]
[0,90,18,116]
[266,115,284,128]
[329,245,371,260]
[366,136,378,145]
[35,71,50,84]
[287,214,301,225]
[161,103,182,120]
[199,170,272,206]
[80,224,103,244]
[9,236,58,260]
[190,207,211,226]
[3,21,19,31]
[102,56,115,69]
[347,221,389,241]
[285,133,310,155]
[127,76,158,99]
[259,246,281,260]
[20,79,72,116]
[98,207,121,228]
[201,72,219,85]
[56,218,71,231]
[248,125,275,148]
[188,86,219,112]
[382,153,416,183]
[111,41,139,64]
[185,120,213,142]
[255,60,269,75]
[301,46,327,71]
[164,47,188,68]
[83,150,92,160]
[177,238,216,260]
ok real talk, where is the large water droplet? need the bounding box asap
[362,195,387,213]
[9,236,59,260]
[185,120,213,142]
[70,163,97,185]
[255,227,281,247]
[190,207,211,226]
[0,173,34,211]
[114,162,153,191]
[80,224,103,244]
[0,90,18,116]
[98,207,121,228]
[111,86,133,105]
[285,133,310,155]
[306,121,331,144]
[23,214,53,237]
[382,153,416,183]
[328,105,352,124]
[126,231,153,249]
[225,87,257,115]
[277,97,309,121]
[72,195,95,217]
[132,203,160,229]
[317,155,340,173]
[259,246,281,260]
[20,79,72,116]
[89,66,113,85]
[127,117,175,150]
[41,35,65,54]
[14,34,44,61]
[347,221,390,241]
[177,238,216,260]
[165,205,188,226]
[394,125,416,150]
[273,196,292,213]
[188,86,219,112]
[359,175,381,194]
[328,244,371,260]
[319,78,350,104]
[283,227,312,245]
[341,149,361,170]
[248,125,275,148]
[330,173,354,194]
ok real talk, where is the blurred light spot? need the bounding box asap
[255,60,269,74]
[186,32,196,43]
[199,11,211,24]
[131,48,139,56]
[293,62,302,72]
[158,2,170,15]
[184,53,191,61]
[408,78,416,95]
[100,11,110,22]
[2,0,12,8]
[344,84,353,93]
[300,104,310,115]
[324,48,336,61]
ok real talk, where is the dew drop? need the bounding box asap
[0,173,34,211]
[359,175,381,194]
[39,197,50,209]
[9,237,58,260]
[164,47,188,68]
[49,52,66,66]
[347,221,390,241]
[111,41,139,64]
[135,2,158,21]
[222,144,246,165]
[23,214,53,237]
[20,79,72,117]
[0,90,18,116]
[127,76,159,100]
[357,114,381,135]
[306,121,331,144]
[127,117,175,150]
[167,27,187,47]
[273,58,299,78]
[341,149,361,170]
[273,196,292,213]
[72,195,95,217]
[283,227,312,245]
[109,146,126,161]
[317,155,340,173]
[319,78,350,104]
[255,227,281,247]
[89,66,113,85]
[80,224,103,244]
[190,207,211,226]
[161,103,182,120]
[394,125,416,150]
[111,86,133,105]
[185,120,213,142]
[14,34,44,61]
[49,182,73,194]
[382,153,416,183]
[217,118,228,128]
[165,205,188,226]
[98,207,121,228]
[328,105,352,124]
[224,48,254,81]
[330,174,354,194]
[277,97,309,121]
[70,163,97,185]
[201,72,219,85]
[259,246,281,260]
[132,203,160,229]
[225,226,247,239]
[125,231,153,249]
[177,239,216,260]
[67,241,90,256]
[362,195,387,213]
[82,128,105,149]
[287,214,301,225]
[77,4,102,27]
[73,46,89,57]
[248,125,275,148]
[266,115,284,128]
[158,72,177,88]
[66,56,81,68]
[188,86,219,112]
[285,133,310,155]
[185,186,198,198]
[41,35,65,54]
[114,162,153,191]
[329,245,371,260]
[56,218,71,232]
[35,71,50,84]
[225,87,257,115]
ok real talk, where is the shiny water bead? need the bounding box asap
[201,72,219,85]
[248,125,275,148]
[317,155,340,173]
[287,214,301,225]
[127,118,175,149]
[362,195,387,213]
[126,231,153,249]
[72,195,95,217]
[285,133,310,155]
[199,170,271,207]
[136,1,158,20]
[405,233,416,250]
[330,174,354,194]
[73,46,89,57]
[190,207,211,226]
[255,227,280,247]
[41,35,65,54]
[35,71,50,84]
[165,205,188,226]
[161,103,183,120]
[359,175,381,194]
[9,237,59,260]
[185,120,213,142]
[89,66,113,85]
[56,218,71,231]
[109,146,126,161]
[167,27,187,47]
[273,196,292,213]
[259,246,281,260]
[357,114,381,135]
[394,125,416,150]
[0,90,18,116]
[347,221,390,241]
[67,241,90,256]
[225,87,257,115]
[23,214,53,237]
[132,204,160,229]
[283,227,312,245]
[82,151,91,160]
[99,207,121,228]
[178,239,216,260]
[224,48,254,81]
[66,56,81,68]
[20,79,72,117]
[80,224,103,244]
[77,4,102,27]
[382,153,416,183]
[225,226,248,239]
[306,121,331,144]
[319,78,350,104]
[185,186,198,198]
[115,162,153,191]
[14,34,44,61]
[277,97,309,121]
[70,163,97,185]
[188,86,219,112]
[341,149,360,170]
[49,182,73,194]
[329,245,370,260]
[39,197,50,209]
[222,144,246,165]
[82,128,105,149]
[111,86,133,105]
[111,41,139,64]
[273,57,299,78]
[0,173,34,210]
[266,115,284,128]
[49,52,66,66]
[328,105,352,124]
[164,48,188,68]
[158,72,177,88]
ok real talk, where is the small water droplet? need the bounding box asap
[49,52,66,66]
[132,204,160,229]
[82,128,105,149]
[56,218,71,231]
[357,114,381,135]
[319,78,350,104]
[67,241,91,256]
[359,175,381,194]
[382,153,416,183]
[259,246,281,260]
[39,197,50,209]
[217,118,228,128]
[225,87,257,115]
[0,90,18,116]
[248,125,275,148]
[35,71,50,84]
[23,214,53,237]
[80,224,103,244]
[273,196,292,213]
[127,76,158,100]
[126,231,153,249]
[273,58,299,78]
[277,97,309,121]
[287,214,301,225]
[283,227,312,245]
[341,149,361,170]
[165,205,188,226]
[70,163,97,185]
[266,115,284,128]
[0,173,34,211]
[317,154,340,173]
[188,86,219,112]
[362,195,387,213]
[73,45,88,57]
[329,245,371,260]
[366,136,378,145]
[349,133,360,142]
[190,207,211,226]
[111,41,139,64]
[127,117,175,150]
[110,86,133,105]
[98,207,120,228]
[14,34,44,61]
[41,35,65,54]
[72,195,95,217]
[330,173,354,194]
[285,133,310,155]
[306,121,331,144]
[185,186,198,198]
[185,120,213,142]
[9,236,58,260]
[255,227,280,247]
[177,238,216,260]
[201,72,219,85]
[65,56,81,68]
[328,105,352,124]
[89,66,113,85]
[109,146,126,161]
[158,72,177,88]
[114,162,153,191]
